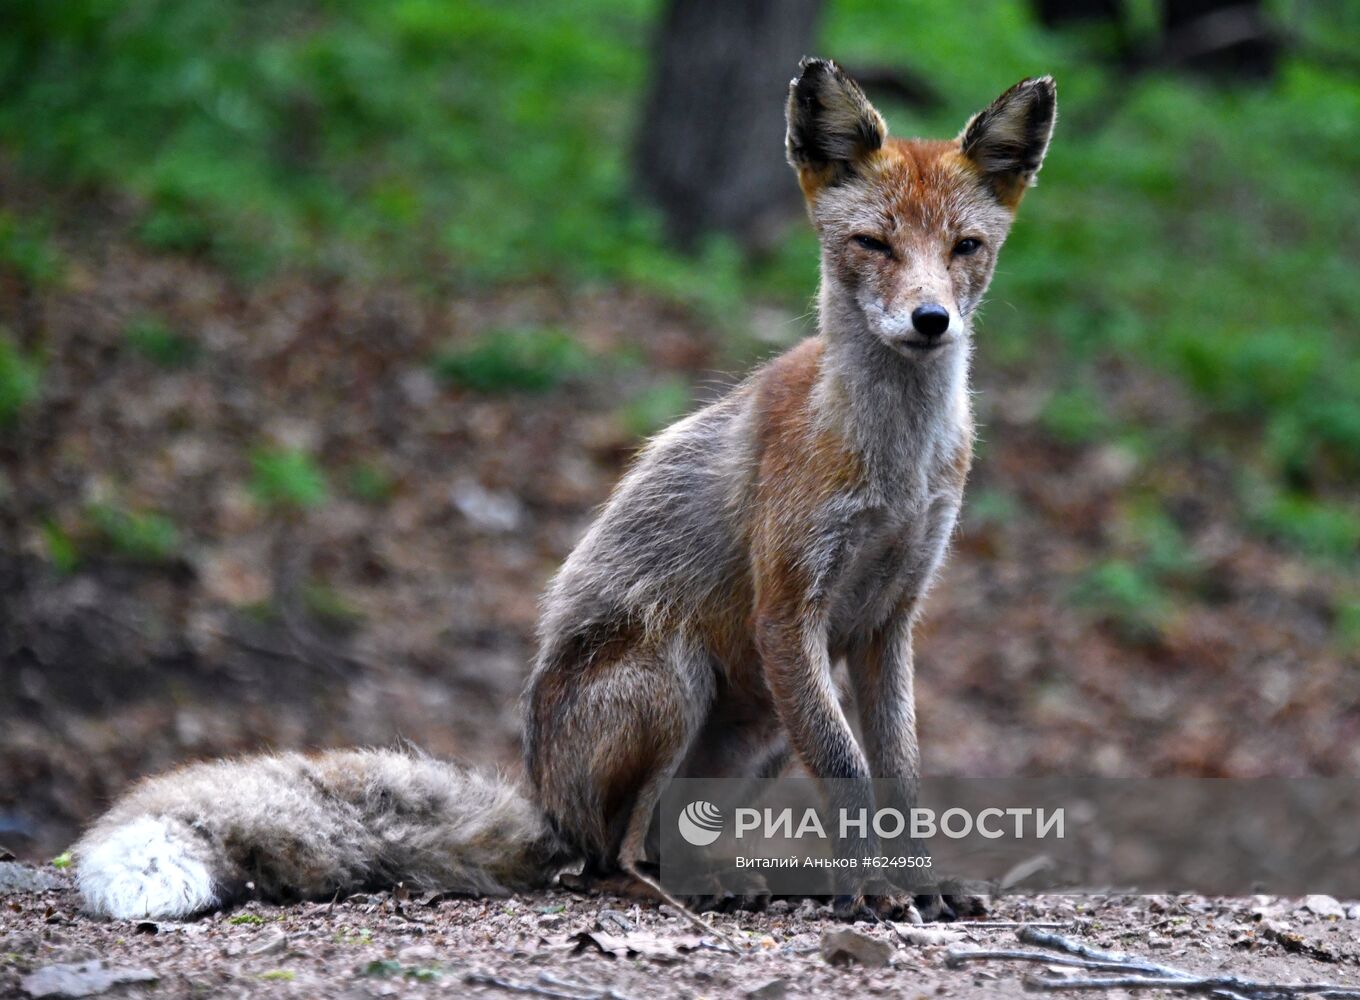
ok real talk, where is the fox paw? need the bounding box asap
[914,890,989,922]
[684,870,771,913]
[831,892,917,922]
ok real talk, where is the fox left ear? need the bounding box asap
[960,76,1056,207]
[786,58,887,196]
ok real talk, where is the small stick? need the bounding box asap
[944,924,1360,1000]
[622,862,744,954]
[945,948,1168,975]
[865,907,916,947]
[1024,972,1360,999]
[466,972,588,1000]
[537,972,634,1000]
[1022,973,1254,998]
[1018,925,1188,978]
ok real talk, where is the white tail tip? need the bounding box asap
[77,816,217,920]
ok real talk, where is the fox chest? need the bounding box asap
[813,487,964,643]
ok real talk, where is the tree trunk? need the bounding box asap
[634,0,824,250]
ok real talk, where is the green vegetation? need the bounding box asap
[1253,492,1360,563]
[618,377,692,438]
[1073,558,1172,641]
[50,851,72,869]
[347,463,396,504]
[433,326,590,393]
[258,970,295,982]
[41,520,79,574]
[1039,384,1113,446]
[1337,599,1360,652]
[0,333,41,427]
[0,0,1356,564]
[249,447,328,511]
[87,502,181,563]
[303,581,363,629]
[1074,500,1208,639]
[125,317,199,368]
[229,913,267,926]
[0,212,63,285]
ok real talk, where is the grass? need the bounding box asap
[618,377,693,438]
[0,0,1357,566]
[303,581,363,630]
[87,502,181,563]
[0,333,42,427]
[125,317,199,367]
[249,447,328,511]
[41,520,79,574]
[346,463,396,504]
[0,211,63,286]
[432,326,591,393]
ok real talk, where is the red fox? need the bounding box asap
[75,59,1055,923]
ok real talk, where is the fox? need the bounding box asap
[74,59,1056,924]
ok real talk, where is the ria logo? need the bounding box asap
[677,800,723,846]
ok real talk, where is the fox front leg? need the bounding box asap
[754,610,882,917]
[850,615,986,922]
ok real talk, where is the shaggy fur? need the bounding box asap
[76,750,568,919]
[76,61,1056,921]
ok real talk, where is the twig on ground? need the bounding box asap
[866,907,915,947]
[538,971,634,1000]
[1021,974,1253,998]
[946,947,1171,976]
[624,862,742,954]
[942,924,1360,1000]
[465,972,594,1000]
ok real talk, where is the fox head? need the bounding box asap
[786,59,1055,359]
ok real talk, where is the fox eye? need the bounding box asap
[852,234,892,255]
[952,237,983,256]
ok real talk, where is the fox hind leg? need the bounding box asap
[529,632,714,878]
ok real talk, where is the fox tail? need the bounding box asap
[74,748,571,920]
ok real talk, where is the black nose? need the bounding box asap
[911,304,951,339]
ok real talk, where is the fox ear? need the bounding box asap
[960,76,1056,206]
[786,57,887,195]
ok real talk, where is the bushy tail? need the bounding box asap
[75,748,572,920]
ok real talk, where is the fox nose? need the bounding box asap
[911,304,951,339]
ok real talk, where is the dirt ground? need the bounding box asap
[4,869,1360,999]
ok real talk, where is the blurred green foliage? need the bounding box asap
[0,211,63,286]
[1073,558,1172,641]
[1039,383,1113,445]
[87,502,182,563]
[618,377,693,438]
[125,317,200,368]
[303,580,363,629]
[0,0,1356,566]
[433,326,590,392]
[0,333,42,427]
[249,447,328,511]
[346,463,396,505]
[40,520,79,574]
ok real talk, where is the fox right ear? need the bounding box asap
[785,58,887,196]
[960,76,1057,207]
